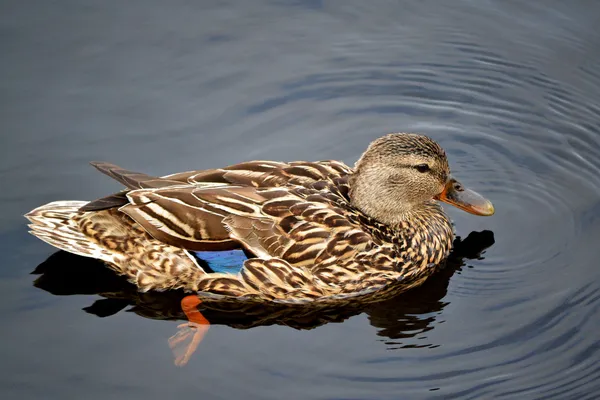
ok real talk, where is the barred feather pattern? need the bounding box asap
[27,156,455,302]
[26,202,205,292]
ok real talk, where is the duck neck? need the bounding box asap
[348,171,428,228]
[390,203,455,266]
[348,173,454,263]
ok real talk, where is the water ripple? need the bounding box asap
[234,16,600,398]
[6,1,600,399]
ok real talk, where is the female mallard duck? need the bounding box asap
[26,133,494,304]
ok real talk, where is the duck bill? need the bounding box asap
[435,178,495,216]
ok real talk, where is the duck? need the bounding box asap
[25,133,494,305]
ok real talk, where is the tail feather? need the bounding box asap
[25,201,115,262]
[26,200,206,292]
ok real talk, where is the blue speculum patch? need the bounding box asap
[189,249,248,274]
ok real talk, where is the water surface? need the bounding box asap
[1,1,600,399]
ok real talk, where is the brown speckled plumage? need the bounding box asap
[26,133,470,304]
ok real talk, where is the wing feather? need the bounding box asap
[82,160,363,267]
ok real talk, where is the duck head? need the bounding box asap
[349,133,494,226]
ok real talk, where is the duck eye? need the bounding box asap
[415,164,430,173]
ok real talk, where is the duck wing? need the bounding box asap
[81,162,192,211]
[81,160,352,212]
[118,177,372,262]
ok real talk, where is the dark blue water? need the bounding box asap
[2,1,600,398]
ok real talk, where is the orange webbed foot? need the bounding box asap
[168,295,210,367]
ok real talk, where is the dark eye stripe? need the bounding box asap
[395,163,433,173]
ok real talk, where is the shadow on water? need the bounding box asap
[31,230,494,361]
[2,0,600,396]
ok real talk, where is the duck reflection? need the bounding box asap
[31,230,494,365]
